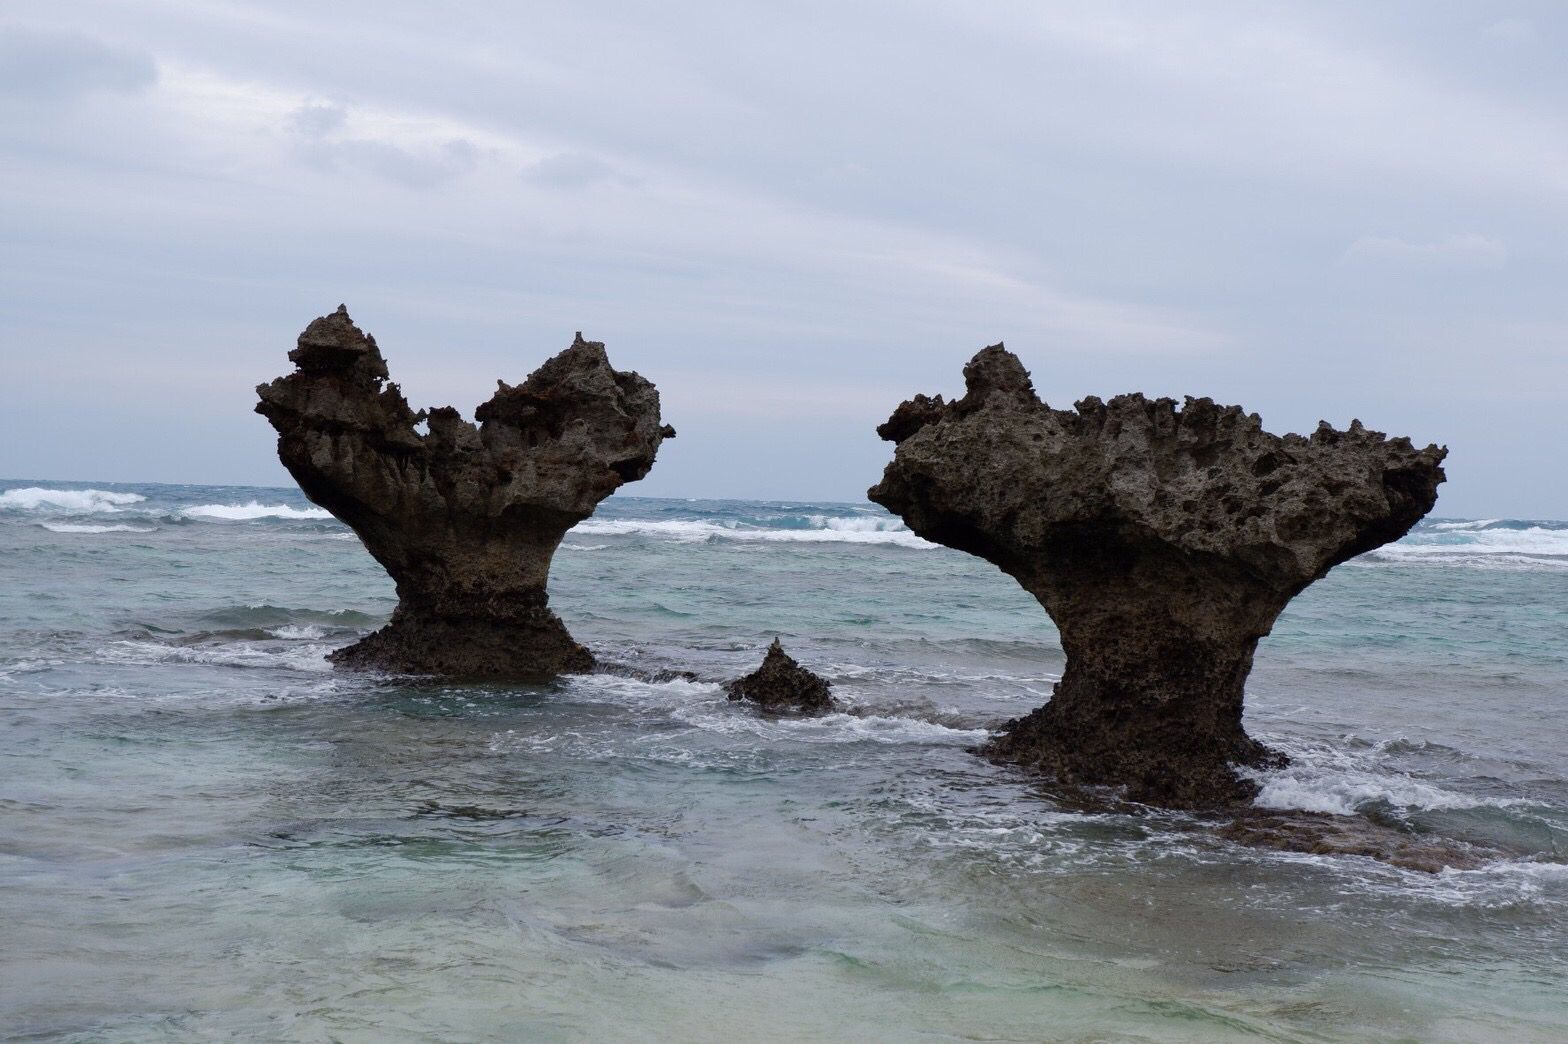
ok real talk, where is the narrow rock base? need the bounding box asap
[330,606,593,679]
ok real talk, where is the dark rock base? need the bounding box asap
[984,701,1285,808]
[982,661,1288,807]
[329,607,593,679]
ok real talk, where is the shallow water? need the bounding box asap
[2,481,1566,1041]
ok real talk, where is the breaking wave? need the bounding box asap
[1364,519,1568,571]
[182,502,333,521]
[40,522,157,534]
[1246,737,1524,816]
[99,638,334,673]
[0,487,146,513]
[570,515,936,548]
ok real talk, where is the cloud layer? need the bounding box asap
[2,2,1565,515]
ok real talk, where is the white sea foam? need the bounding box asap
[100,639,333,672]
[1406,859,1568,908]
[570,516,936,548]
[1428,519,1502,531]
[679,705,992,746]
[0,487,146,513]
[1246,738,1518,816]
[556,673,989,746]
[182,502,333,521]
[40,522,157,534]
[0,658,65,681]
[268,624,327,640]
[1368,521,1568,570]
[1251,769,1494,816]
[1251,846,1568,909]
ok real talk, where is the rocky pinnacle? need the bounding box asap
[870,345,1445,807]
[256,306,674,678]
[725,639,837,715]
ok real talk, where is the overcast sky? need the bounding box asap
[2,2,1565,515]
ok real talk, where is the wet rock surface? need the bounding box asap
[256,306,674,678]
[870,344,1446,808]
[1219,811,1495,873]
[726,639,836,715]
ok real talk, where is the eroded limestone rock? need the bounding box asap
[1218,810,1493,873]
[256,306,674,678]
[726,639,836,715]
[870,345,1445,807]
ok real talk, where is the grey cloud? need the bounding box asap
[294,135,479,188]
[284,101,477,187]
[288,100,347,137]
[0,24,156,99]
[523,151,630,189]
[328,137,475,187]
[1482,17,1537,45]
[2,1,1567,515]
[1340,234,1508,270]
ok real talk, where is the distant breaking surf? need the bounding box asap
[0,487,146,512]
[180,502,333,521]
[569,516,938,548]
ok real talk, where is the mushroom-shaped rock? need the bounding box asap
[869,344,1445,807]
[726,639,836,714]
[256,306,675,678]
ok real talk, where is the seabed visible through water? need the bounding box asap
[3,482,1567,1041]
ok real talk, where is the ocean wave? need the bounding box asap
[1245,738,1522,816]
[0,487,146,513]
[196,604,383,629]
[570,517,936,548]
[40,522,157,534]
[1361,551,1568,572]
[1402,858,1568,909]
[678,705,992,746]
[1244,844,1568,909]
[182,502,333,521]
[268,624,328,640]
[1427,519,1503,532]
[99,638,334,672]
[0,658,65,682]
[1251,770,1495,816]
[1365,519,1568,570]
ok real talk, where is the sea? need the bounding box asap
[2,480,1566,1041]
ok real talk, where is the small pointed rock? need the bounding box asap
[725,639,835,715]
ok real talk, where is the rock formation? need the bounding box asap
[726,639,836,714]
[1219,810,1491,873]
[870,345,1445,807]
[256,306,674,678]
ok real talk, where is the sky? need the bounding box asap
[2,2,1565,516]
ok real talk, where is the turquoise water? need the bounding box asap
[2,481,1567,1041]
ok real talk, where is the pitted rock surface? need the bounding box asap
[1219,811,1493,873]
[726,639,836,715]
[870,344,1445,807]
[256,306,674,678]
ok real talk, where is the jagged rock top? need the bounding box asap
[725,639,836,715]
[254,306,677,676]
[256,306,675,529]
[872,344,1446,591]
